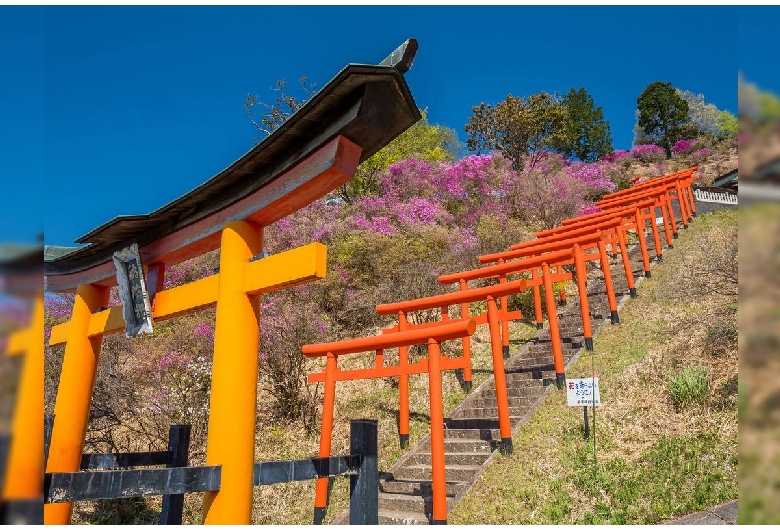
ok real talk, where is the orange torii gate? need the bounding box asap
[481,228,622,330]
[303,319,479,525]
[599,167,698,231]
[376,278,530,452]
[439,249,574,389]
[43,40,422,525]
[554,198,660,278]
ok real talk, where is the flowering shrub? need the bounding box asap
[601,150,631,163]
[671,139,698,155]
[630,144,666,163]
[689,147,713,165]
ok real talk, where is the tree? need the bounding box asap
[675,89,719,136]
[632,109,651,146]
[245,77,460,202]
[245,75,317,140]
[715,110,738,138]
[636,81,690,158]
[465,92,571,171]
[553,87,613,162]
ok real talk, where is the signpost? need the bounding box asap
[567,377,600,440]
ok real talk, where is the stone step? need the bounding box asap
[443,428,501,441]
[467,395,541,409]
[379,479,462,498]
[444,416,525,430]
[408,451,491,467]
[536,325,585,340]
[378,492,455,515]
[452,406,532,420]
[484,373,547,386]
[378,509,431,525]
[418,438,495,453]
[478,384,546,399]
[393,464,482,483]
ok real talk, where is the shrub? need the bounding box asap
[630,144,666,163]
[671,139,698,155]
[689,147,712,165]
[667,366,710,410]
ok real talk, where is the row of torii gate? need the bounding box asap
[2,39,699,524]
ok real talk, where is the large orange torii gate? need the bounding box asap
[43,39,422,525]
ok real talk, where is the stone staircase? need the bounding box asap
[330,230,651,525]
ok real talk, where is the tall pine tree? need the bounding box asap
[554,87,613,162]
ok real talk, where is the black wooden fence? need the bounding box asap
[43,418,379,524]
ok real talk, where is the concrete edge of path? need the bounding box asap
[662,499,738,525]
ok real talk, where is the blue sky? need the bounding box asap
[0,6,753,247]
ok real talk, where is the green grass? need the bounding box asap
[667,366,710,410]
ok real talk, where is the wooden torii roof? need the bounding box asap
[45,39,422,293]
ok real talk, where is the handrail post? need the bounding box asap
[160,424,191,525]
[349,419,378,525]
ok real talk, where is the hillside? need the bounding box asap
[42,146,738,524]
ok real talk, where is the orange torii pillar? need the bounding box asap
[1,292,44,505]
[303,319,478,525]
[45,241,327,525]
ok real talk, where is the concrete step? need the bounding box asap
[418,438,495,453]
[477,385,546,399]
[378,509,431,525]
[408,451,491,467]
[378,492,457,514]
[393,464,482,483]
[467,395,542,409]
[444,416,525,430]
[379,479,462,498]
[451,405,532,420]
[484,373,546,386]
[443,428,501,440]
[536,325,585,340]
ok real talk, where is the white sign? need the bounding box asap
[566,377,601,407]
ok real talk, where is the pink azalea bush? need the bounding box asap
[630,144,666,163]
[671,139,698,155]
